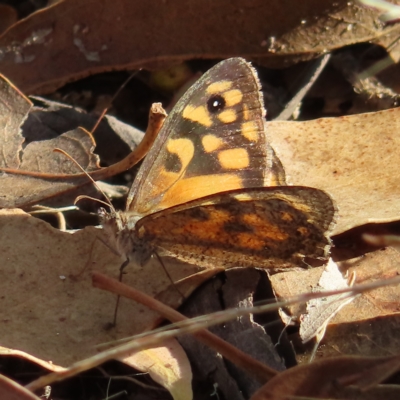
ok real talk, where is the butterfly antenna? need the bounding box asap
[54,148,115,213]
[91,71,139,134]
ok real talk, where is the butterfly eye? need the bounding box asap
[207,94,226,113]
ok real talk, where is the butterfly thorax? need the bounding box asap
[100,209,153,267]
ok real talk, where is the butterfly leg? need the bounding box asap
[112,257,131,327]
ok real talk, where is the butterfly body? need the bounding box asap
[102,58,336,274]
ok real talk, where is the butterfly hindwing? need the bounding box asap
[136,187,336,270]
[127,58,283,217]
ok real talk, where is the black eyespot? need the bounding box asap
[207,94,226,113]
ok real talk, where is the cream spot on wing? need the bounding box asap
[218,148,250,169]
[206,80,232,94]
[182,105,212,127]
[224,89,243,106]
[218,109,237,123]
[233,192,253,201]
[202,134,224,152]
[242,121,259,142]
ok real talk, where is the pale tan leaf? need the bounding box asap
[121,339,193,400]
[268,108,400,234]
[0,209,214,365]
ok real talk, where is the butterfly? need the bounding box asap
[101,58,336,280]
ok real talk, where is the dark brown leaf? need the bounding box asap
[250,355,400,400]
[0,0,398,94]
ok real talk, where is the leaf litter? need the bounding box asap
[1,1,400,398]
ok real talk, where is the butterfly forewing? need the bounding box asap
[136,187,336,270]
[127,58,281,218]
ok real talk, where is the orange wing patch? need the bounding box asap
[182,105,212,126]
[157,173,243,211]
[138,187,336,270]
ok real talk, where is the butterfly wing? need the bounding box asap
[136,187,336,270]
[127,58,283,217]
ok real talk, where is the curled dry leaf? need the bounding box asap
[121,339,193,400]
[0,75,31,169]
[0,0,398,93]
[0,75,102,208]
[268,107,400,234]
[0,127,101,209]
[0,75,166,208]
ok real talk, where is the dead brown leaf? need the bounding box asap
[250,354,400,400]
[0,209,214,366]
[0,4,17,37]
[0,0,398,94]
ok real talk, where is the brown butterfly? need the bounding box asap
[102,58,336,281]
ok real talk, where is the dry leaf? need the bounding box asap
[268,107,400,234]
[271,246,400,361]
[299,258,355,343]
[121,339,193,400]
[0,76,166,208]
[0,5,17,36]
[0,76,102,208]
[0,75,31,169]
[26,97,144,166]
[250,354,400,400]
[179,269,285,399]
[0,209,216,365]
[0,0,398,94]
[0,127,101,208]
